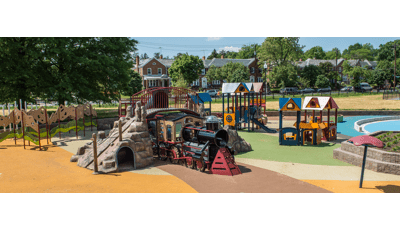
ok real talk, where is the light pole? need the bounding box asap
[264,62,268,94]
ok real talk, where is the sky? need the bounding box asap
[134,37,400,59]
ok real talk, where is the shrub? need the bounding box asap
[393,139,399,144]
[386,142,392,148]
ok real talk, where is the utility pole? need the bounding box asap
[394,42,397,89]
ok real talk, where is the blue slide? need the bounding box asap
[251,118,277,133]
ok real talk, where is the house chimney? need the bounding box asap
[221,55,224,59]
[202,56,205,61]
[136,55,139,69]
[160,55,163,59]
[299,58,303,61]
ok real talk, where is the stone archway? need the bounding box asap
[116,147,136,171]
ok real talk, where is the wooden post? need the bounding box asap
[312,110,315,122]
[83,111,85,137]
[118,119,122,141]
[90,104,93,131]
[92,133,99,174]
[57,107,61,139]
[22,110,25,149]
[75,108,78,139]
[335,108,338,127]
[327,109,330,141]
[38,121,41,151]
[45,108,49,144]
[304,110,307,123]
[13,109,16,145]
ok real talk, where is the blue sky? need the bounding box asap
[134,37,400,59]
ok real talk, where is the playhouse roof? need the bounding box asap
[222,82,250,94]
[302,96,339,111]
[279,98,302,111]
[252,83,264,93]
[190,93,212,104]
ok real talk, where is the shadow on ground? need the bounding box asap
[376,185,400,193]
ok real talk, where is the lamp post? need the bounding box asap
[264,62,268,95]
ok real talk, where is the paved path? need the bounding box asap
[154,161,330,193]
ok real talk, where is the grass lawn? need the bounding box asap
[235,131,351,166]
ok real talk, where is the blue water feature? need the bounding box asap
[336,115,389,137]
[364,120,400,133]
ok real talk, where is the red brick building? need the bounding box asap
[134,55,263,90]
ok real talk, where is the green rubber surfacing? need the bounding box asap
[236,131,351,166]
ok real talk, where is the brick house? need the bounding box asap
[192,55,263,90]
[134,55,263,91]
[134,55,173,89]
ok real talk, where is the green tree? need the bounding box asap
[0,37,43,108]
[315,75,330,88]
[220,62,250,83]
[342,43,363,58]
[268,63,299,88]
[38,37,138,105]
[325,48,341,60]
[304,46,326,60]
[258,37,304,67]
[300,65,322,87]
[154,52,160,58]
[205,65,223,82]
[207,49,219,59]
[121,70,142,96]
[237,44,260,59]
[342,60,366,87]
[168,54,204,84]
[140,53,149,59]
[377,40,400,62]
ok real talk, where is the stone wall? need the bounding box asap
[333,139,400,175]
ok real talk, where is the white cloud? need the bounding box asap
[207,37,222,41]
[218,46,241,53]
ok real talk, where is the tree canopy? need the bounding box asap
[325,48,341,60]
[300,65,322,87]
[258,37,304,67]
[121,70,143,96]
[268,63,299,88]
[304,46,326,60]
[0,37,138,107]
[168,54,204,84]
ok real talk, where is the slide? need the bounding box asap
[251,118,277,133]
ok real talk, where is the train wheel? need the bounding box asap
[191,159,196,169]
[197,160,206,172]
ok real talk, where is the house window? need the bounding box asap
[339,67,342,73]
[257,77,263,82]
[152,62,156,65]
[212,80,220,85]
[158,68,162,74]
[201,69,206,75]
[251,67,255,73]
[147,68,152,75]
[196,79,199,86]
[250,76,255,82]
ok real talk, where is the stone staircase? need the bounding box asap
[333,141,400,175]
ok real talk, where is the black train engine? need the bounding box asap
[182,116,235,172]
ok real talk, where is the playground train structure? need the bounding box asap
[147,113,241,175]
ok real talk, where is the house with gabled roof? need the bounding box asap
[134,54,263,90]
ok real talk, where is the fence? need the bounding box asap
[270,89,384,99]
[383,91,400,100]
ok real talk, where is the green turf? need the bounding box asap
[235,131,351,166]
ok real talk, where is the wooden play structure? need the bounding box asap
[278,98,302,146]
[221,82,276,133]
[0,103,97,150]
[298,96,339,145]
